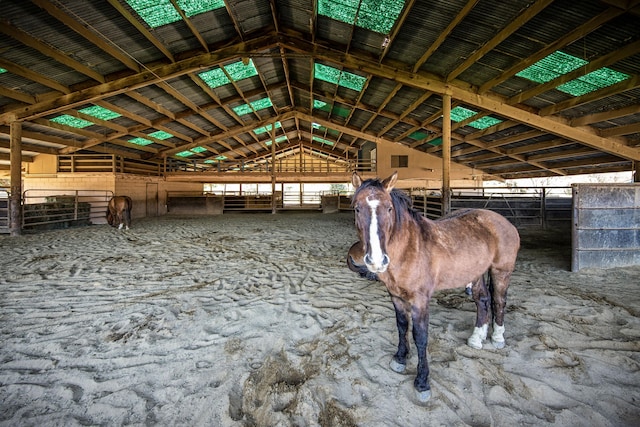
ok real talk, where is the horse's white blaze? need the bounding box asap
[467,324,488,349]
[366,197,385,270]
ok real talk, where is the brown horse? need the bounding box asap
[107,196,133,230]
[348,172,520,403]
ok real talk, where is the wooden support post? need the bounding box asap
[9,121,22,236]
[634,161,640,183]
[442,94,452,216]
[271,124,277,214]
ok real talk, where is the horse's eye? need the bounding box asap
[388,206,393,213]
[355,207,360,213]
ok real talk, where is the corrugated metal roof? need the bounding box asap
[0,0,638,179]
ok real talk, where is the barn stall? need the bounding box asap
[1,0,640,425]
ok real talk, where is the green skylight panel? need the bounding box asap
[318,0,405,34]
[50,114,94,128]
[450,106,476,122]
[199,68,229,89]
[313,99,350,117]
[313,136,335,146]
[315,63,366,92]
[517,51,587,83]
[198,60,258,89]
[556,68,630,96]
[233,97,273,116]
[410,131,441,146]
[148,130,174,140]
[265,135,288,146]
[176,150,195,157]
[312,122,339,136]
[254,122,282,135]
[176,146,207,157]
[449,106,502,130]
[0,68,7,73]
[409,131,429,140]
[225,60,258,81]
[516,50,630,96]
[205,155,227,163]
[127,0,224,28]
[78,105,121,120]
[129,137,153,146]
[469,116,502,129]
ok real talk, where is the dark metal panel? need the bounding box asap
[572,183,640,271]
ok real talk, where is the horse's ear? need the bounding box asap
[382,171,398,192]
[352,172,362,188]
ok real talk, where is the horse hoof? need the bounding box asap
[415,389,431,403]
[389,359,406,373]
[492,340,505,349]
[467,337,483,349]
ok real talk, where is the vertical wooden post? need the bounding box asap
[442,94,452,216]
[271,124,277,214]
[9,121,22,236]
[634,161,640,183]
[299,143,303,172]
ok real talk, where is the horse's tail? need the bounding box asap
[106,198,115,226]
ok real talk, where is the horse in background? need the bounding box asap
[107,196,133,230]
[348,172,520,403]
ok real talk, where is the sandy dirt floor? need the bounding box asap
[0,212,639,426]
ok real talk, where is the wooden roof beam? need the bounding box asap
[446,0,553,82]
[280,35,640,161]
[0,34,279,124]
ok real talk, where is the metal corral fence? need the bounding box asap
[339,186,572,228]
[167,190,328,213]
[21,189,114,230]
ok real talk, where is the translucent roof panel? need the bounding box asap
[232,97,273,116]
[450,107,503,130]
[516,51,629,96]
[198,60,258,89]
[0,68,7,73]
[254,122,282,135]
[50,114,94,128]
[205,155,227,162]
[314,63,366,92]
[129,137,154,146]
[318,0,405,34]
[127,0,225,28]
[148,130,174,140]
[312,136,335,146]
[556,68,630,96]
[176,146,207,157]
[312,122,339,136]
[450,107,476,122]
[265,136,288,146]
[78,105,121,120]
[313,99,351,117]
[176,150,195,157]
[409,131,429,140]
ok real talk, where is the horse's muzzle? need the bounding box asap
[364,253,390,273]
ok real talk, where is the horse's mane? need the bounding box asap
[353,178,423,227]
